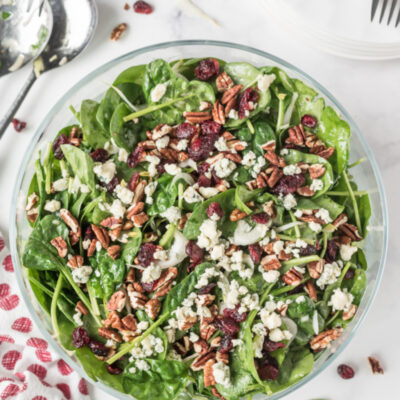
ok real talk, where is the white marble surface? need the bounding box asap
[0,1,399,399]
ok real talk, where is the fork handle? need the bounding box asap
[0,70,37,139]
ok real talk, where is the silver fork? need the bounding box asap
[371,0,400,26]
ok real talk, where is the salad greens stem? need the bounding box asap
[260,282,276,305]
[123,95,195,122]
[342,171,362,232]
[246,119,255,134]
[271,277,309,296]
[87,283,101,317]
[107,313,169,364]
[43,143,53,195]
[275,93,286,132]
[29,275,75,306]
[325,310,340,327]
[288,210,301,238]
[282,255,320,269]
[159,224,176,248]
[339,262,352,284]
[178,183,184,209]
[348,158,366,169]
[51,274,63,338]
[326,190,368,197]
[320,231,329,259]
[277,233,314,244]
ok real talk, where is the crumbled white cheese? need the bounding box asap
[44,200,61,213]
[260,311,282,330]
[262,269,280,283]
[316,262,341,288]
[161,206,181,225]
[164,163,182,176]
[315,208,332,224]
[177,139,188,151]
[130,334,164,359]
[183,186,203,203]
[280,149,289,156]
[283,164,301,176]
[212,361,231,386]
[142,264,162,283]
[53,178,68,192]
[213,158,236,178]
[198,186,219,199]
[93,160,116,184]
[310,179,323,192]
[309,221,322,233]
[189,332,199,343]
[228,109,239,120]
[328,288,354,312]
[71,266,93,284]
[154,249,168,261]
[146,155,160,178]
[114,184,134,205]
[215,137,229,152]
[294,209,303,218]
[137,321,149,332]
[118,148,129,162]
[150,83,167,102]
[104,140,119,155]
[242,151,256,167]
[73,310,83,326]
[251,156,267,178]
[257,73,276,93]
[197,219,221,250]
[209,244,225,260]
[136,360,150,371]
[156,135,170,150]
[109,199,126,219]
[340,244,358,261]
[283,193,297,210]
[144,181,158,204]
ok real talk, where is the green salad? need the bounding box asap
[22,57,371,399]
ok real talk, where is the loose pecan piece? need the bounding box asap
[145,298,161,320]
[106,290,126,312]
[310,327,343,351]
[315,146,335,159]
[107,245,121,260]
[154,267,178,298]
[282,268,303,286]
[103,310,123,330]
[121,314,138,331]
[152,124,172,140]
[75,301,88,315]
[109,226,122,242]
[367,356,384,375]
[26,193,39,211]
[286,124,306,146]
[67,255,84,269]
[212,101,226,125]
[132,181,147,204]
[224,97,236,117]
[307,259,325,279]
[183,111,211,123]
[216,351,229,364]
[261,140,276,152]
[91,224,110,249]
[51,236,67,257]
[110,23,127,41]
[230,208,247,221]
[216,72,234,92]
[261,254,281,271]
[200,321,216,341]
[98,327,122,343]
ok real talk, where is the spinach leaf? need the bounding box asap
[318,106,351,175]
[122,228,142,265]
[143,59,174,100]
[22,215,70,271]
[122,359,189,400]
[148,174,180,216]
[183,189,236,240]
[235,186,263,214]
[283,150,334,197]
[113,64,147,86]
[81,99,110,148]
[61,144,96,192]
[295,196,344,221]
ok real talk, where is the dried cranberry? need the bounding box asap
[211,169,223,185]
[88,339,108,357]
[127,146,145,168]
[198,282,217,294]
[337,364,355,379]
[315,240,321,250]
[84,226,95,241]
[106,364,123,375]
[301,114,318,129]
[185,240,204,263]
[141,279,159,292]
[101,176,119,193]
[90,148,109,162]
[12,118,26,132]
[128,172,140,191]
[270,174,305,195]
[194,59,219,81]
[187,261,201,273]
[207,202,223,219]
[258,356,279,381]
[176,123,197,139]
[251,212,270,224]
[249,243,262,264]
[219,336,233,354]
[201,121,221,136]
[137,243,157,267]
[197,174,212,187]
[344,269,355,280]
[133,0,153,14]
[324,240,338,263]
[72,327,90,348]
[53,134,69,160]
[156,159,169,174]
[238,88,259,119]
[299,244,317,256]
[216,316,239,337]
[188,135,217,161]
[263,339,285,353]
[198,162,210,175]
[223,306,247,323]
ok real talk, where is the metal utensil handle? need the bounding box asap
[0,70,37,138]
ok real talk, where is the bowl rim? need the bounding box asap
[9,39,388,399]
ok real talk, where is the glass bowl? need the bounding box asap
[9,40,388,399]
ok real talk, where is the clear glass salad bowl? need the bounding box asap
[10,40,388,399]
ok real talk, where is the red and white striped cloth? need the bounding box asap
[0,234,91,400]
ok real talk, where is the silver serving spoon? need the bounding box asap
[0,0,53,77]
[0,0,98,138]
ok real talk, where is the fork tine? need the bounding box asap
[396,5,400,26]
[380,0,388,22]
[371,0,380,21]
[387,0,397,24]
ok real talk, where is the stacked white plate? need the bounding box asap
[260,0,400,60]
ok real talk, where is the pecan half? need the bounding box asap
[51,236,68,257]
[103,310,123,330]
[264,151,286,168]
[204,359,216,387]
[75,301,88,315]
[282,268,303,286]
[109,226,122,242]
[216,72,234,92]
[152,124,172,140]
[315,146,335,159]
[107,245,121,260]
[307,259,325,279]
[87,239,97,257]
[183,111,211,123]
[286,124,306,146]
[132,212,149,227]
[26,193,39,211]
[145,298,161,320]
[200,321,216,341]
[339,223,363,241]
[267,168,283,188]
[261,254,281,271]
[261,140,276,152]
[121,314,137,331]
[296,186,315,197]
[106,290,126,312]
[127,284,147,309]
[91,224,110,249]
[67,255,83,269]
[212,101,225,125]
[310,327,343,351]
[132,181,147,204]
[60,209,81,237]
[332,213,348,229]
[154,267,178,298]
[193,339,209,354]
[191,352,216,371]
[263,200,276,218]
[230,208,247,221]
[126,202,145,219]
[221,84,242,105]
[308,164,326,179]
[367,356,384,375]
[110,23,127,41]
[304,281,317,302]
[101,217,123,229]
[224,97,236,116]
[98,327,122,343]
[342,304,357,321]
